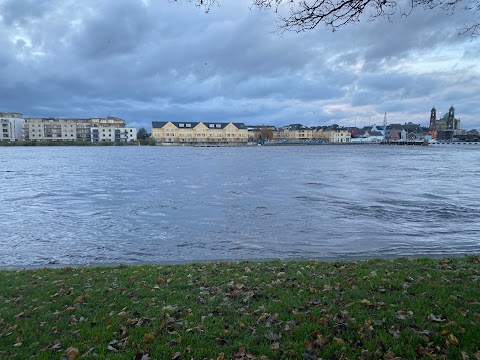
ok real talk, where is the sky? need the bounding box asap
[0,0,479,130]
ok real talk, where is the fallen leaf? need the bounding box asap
[429,313,446,322]
[216,337,227,345]
[270,342,280,350]
[107,345,118,353]
[265,331,282,341]
[142,333,155,344]
[361,299,372,306]
[383,350,397,360]
[388,328,401,338]
[66,347,80,360]
[51,343,62,350]
[447,333,458,345]
[81,347,95,358]
[395,310,413,320]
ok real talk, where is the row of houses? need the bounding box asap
[272,124,352,143]
[245,106,471,143]
[149,121,354,144]
[253,122,476,144]
[1,113,137,143]
[151,121,249,144]
[250,123,427,144]
[149,120,472,145]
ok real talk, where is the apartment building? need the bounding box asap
[275,124,315,141]
[91,117,126,128]
[23,118,81,141]
[151,121,248,144]
[320,125,352,143]
[91,126,137,142]
[0,112,24,141]
[22,116,129,142]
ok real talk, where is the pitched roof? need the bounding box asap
[203,122,228,129]
[152,121,247,130]
[285,124,311,130]
[232,123,247,129]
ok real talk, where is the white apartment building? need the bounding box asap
[0,113,24,142]
[91,127,137,142]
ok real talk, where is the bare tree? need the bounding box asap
[254,0,479,36]
[175,0,479,37]
[260,127,274,141]
[171,0,220,13]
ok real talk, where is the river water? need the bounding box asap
[1,145,479,267]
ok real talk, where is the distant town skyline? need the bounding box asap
[1,1,479,130]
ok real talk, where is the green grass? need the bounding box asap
[1,256,479,359]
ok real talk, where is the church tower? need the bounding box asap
[447,105,455,130]
[429,106,437,129]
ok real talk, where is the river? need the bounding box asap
[1,145,479,267]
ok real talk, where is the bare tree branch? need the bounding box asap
[177,0,480,37]
[170,0,220,13]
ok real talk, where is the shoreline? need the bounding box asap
[0,252,473,271]
[2,141,479,147]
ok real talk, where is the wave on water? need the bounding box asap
[2,145,480,266]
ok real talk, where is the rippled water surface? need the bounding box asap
[1,145,479,267]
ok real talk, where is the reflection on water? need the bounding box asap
[1,145,479,267]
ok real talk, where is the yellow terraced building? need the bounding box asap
[274,124,315,141]
[151,121,248,145]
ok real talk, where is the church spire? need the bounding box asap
[430,107,437,130]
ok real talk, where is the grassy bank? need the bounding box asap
[1,257,479,359]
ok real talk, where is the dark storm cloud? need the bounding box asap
[70,1,152,59]
[0,0,478,129]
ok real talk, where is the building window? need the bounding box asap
[186,124,191,128]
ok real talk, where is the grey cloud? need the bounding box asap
[70,1,152,59]
[0,0,478,130]
[0,0,59,25]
